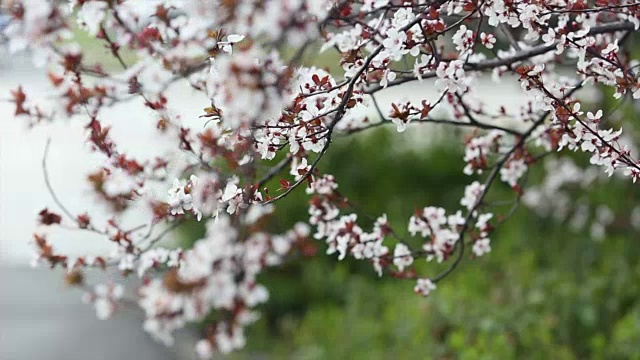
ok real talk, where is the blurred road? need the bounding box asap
[0,267,197,360]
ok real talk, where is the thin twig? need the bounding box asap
[42,138,75,221]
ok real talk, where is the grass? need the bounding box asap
[70,26,137,71]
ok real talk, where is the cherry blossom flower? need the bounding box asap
[500,159,528,187]
[75,1,108,36]
[461,182,485,211]
[472,238,491,257]
[435,60,470,93]
[168,175,201,220]
[83,282,124,320]
[452,25,474,53]
[414,278,436,297]
[393,243,413,272]
[480,33,496,49]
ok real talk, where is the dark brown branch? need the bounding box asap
[255,154,294,189]
[365,21,636,94]
[431,81,585,282]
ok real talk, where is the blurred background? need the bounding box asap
[2,8,640,360]
[0,37,200,360]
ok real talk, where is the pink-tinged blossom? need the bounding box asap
[480,32,496,49]
[472,238,492,257]
[461,182,486,210]
[409,206,446,237]
[75,1,108,36]
[413,54,431,82]
[168,175,201,220]
[323,24,364,53]
[83,282,124,320]
[452,25,474,53]
[138,248,183,277]
[463,131,504,175]
[448,211,466,227]
[475,213,493,234]
[218,34,246,54]
[196,340,214,359]
[382,27,409,62]
[414,278,436,297]
[435,60,470,93]
[393,243,413,271]
[500,158,528,187]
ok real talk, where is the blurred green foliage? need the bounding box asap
[176,123,640,359]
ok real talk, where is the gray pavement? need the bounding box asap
[0,267,198,360]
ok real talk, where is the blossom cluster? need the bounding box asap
[138,214,308,352]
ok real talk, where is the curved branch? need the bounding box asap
[42,138,75,221]
[365,21,636,94]
[255,154,294,189]
[432,81,585,282]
